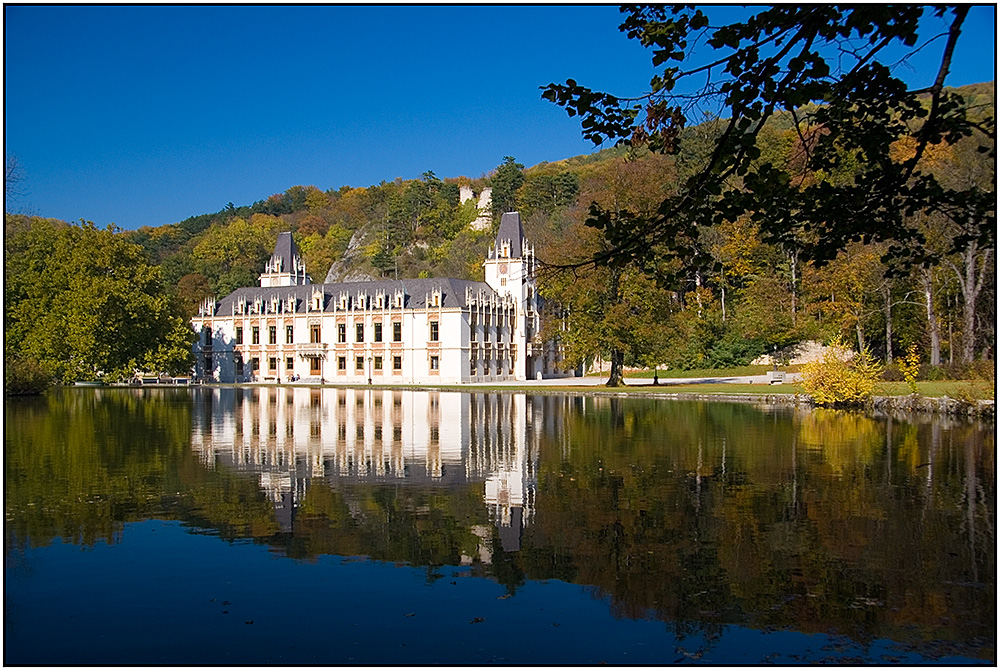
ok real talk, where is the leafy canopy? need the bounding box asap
[5,216,195,381]
[542,5,995,274]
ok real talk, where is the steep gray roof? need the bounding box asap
[213,276,496,316]
[496,212,525,257]
[269,231,300,272]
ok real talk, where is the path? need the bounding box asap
[460,372,802,388]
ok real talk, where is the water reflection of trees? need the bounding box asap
[5,388,283,549]
[523,398,994,660]
[4,389,994,660]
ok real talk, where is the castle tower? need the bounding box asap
[484,212,538,379]
[259,232,311,287]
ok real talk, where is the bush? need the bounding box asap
[923,364,953,381]
[706,335,767,368]
[800,340,884,407]
[4,357,54,395]
[881,362,904,382]
[922,360,996,381]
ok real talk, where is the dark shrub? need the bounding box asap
[881,363,904,381]
[4,357,54,395]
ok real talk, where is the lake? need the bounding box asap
[5,386,995,665]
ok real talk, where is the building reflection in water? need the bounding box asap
[190,387,537,557]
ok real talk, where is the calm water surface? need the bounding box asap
[5,387,995,665]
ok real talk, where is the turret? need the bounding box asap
[260,232,311,287]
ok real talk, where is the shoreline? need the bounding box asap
[86,377,995,419]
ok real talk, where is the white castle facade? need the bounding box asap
[190,212,571,384]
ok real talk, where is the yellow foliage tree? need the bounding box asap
[800,338,884,406]
[898,344,921,394]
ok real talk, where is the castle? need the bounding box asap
[191,212,571,384]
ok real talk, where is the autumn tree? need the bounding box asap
[932,137,995,362]
[542,6,994,276]
[175,273,213,317]
[540,215,676,387]
[192,213,284,295]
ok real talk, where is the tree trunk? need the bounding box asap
[720,279,726,322]
[606,349,625,387]
[882,283,893,363]
[694,271,703,318]
[921,268,941,365]
[789,248,798,327]
[855,320,866,354]
[951,243,990,364]
[948,312,954,367]
[961,288,976,364]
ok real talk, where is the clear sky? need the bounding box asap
[5,4,996,230]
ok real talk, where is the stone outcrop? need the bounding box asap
[752,340,848,366]
[324,227,377,283]
[460,186,492,231]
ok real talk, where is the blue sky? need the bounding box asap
[4,5,995,230]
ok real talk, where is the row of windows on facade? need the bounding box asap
[203,350,515,377]
[215,318,510,346]
[224,321,420,346]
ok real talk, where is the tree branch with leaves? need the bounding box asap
[542,5,994,277]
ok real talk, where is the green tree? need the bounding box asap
[142,315,198,375]
[519,171,579,218]
[540,219,675,387]
[489,156,525,221]
[175,273,213,317]
[5,217,194,382]
[542,6,994,274]
[299,224,353,281]
[192,214,283,295]
[811,242,885,354]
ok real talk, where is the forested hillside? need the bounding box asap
[5,82,994,384]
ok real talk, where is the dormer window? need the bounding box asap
[394,290,404,308]
[375,292,385,309]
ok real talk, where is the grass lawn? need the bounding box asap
[296,376,995,401]
[511,379,992,400]
[876,380,994,399]
[445,381,806,395]
[619,380,990,399]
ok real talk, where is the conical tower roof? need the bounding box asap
[495,212,525,257]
